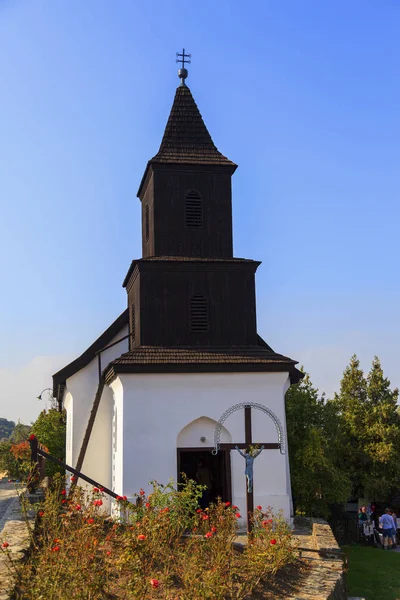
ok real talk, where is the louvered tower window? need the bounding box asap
[185,190,203,228]
[145,205,149,241]
[130,303,135,345]
[190,295,209,332]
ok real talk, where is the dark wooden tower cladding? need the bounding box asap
[123,82,262,351]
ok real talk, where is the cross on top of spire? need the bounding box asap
[176,48,191,86]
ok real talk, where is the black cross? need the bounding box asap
[217,407,280,533]
[176,48,191,68]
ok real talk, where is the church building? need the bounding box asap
[53,59,302,523]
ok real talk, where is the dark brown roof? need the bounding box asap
[151,85,237,167]
[52,309,129,401]
[122,256,260,288]
[103,345,303,384]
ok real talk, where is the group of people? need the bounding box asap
[358,504,398,550]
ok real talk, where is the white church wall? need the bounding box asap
[64,325,129,490]
[64,392,73,467]
[110,377,124,496]
[177,416,231,447]
[111,371,292,522]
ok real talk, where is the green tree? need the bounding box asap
[31,409,66,477]
[9,421,31,443]
[332,354,400,502]
[331,354,369,499]
[363,357,400,500]
[286,372,351,518]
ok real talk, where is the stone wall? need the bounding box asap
[306,519,347,600]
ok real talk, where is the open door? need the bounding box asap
[177,448,232,506]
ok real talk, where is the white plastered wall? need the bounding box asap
[63,325,129,499]
[109,371,292,523]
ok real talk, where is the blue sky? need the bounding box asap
[0,0,399,422]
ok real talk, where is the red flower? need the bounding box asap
[116,495,122,501]
[137,534,146,541]
[205,532,213,538]
[70,475,77,482]
[235,513,241,519]
[256,505,262,510]
[106,550,111,556]
[93,499,103,507]
[51,545,60,552]
[140,489,145,496]
[211,526,217,533]
[38,511,44,517]
[122,495,127,501]
[29,434,36,441]
[150,579,159,588]
[61,490,66,495]
[93,487,99,493]
[202,515,209,521]
[61,499,67,504]
[75,504,81,511]
[100,487,104,492]
[232,505,238,509]
[262,519,272,527]
[87,518,94,524]
[225,501,231,507]
[196,509,202,513]
[270,539,277,545]
[2,542,9,548]
[145,502,150,508]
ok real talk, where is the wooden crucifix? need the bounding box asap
[212,403,284,534]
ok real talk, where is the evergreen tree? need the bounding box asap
[363,357,400,500]
[331,354,368,499]
[286,372,351,517]
[333,354,400,502]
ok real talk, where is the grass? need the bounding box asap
[343,545,400,600]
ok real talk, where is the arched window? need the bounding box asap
[190,295,208,332]
[185,190,203,228]
[145,205,149,241]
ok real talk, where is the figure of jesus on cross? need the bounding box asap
[213,403,284,533]
[235,444,265,493]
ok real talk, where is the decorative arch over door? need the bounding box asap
[212,402,286,455]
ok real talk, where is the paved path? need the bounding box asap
[0,483,21,534]
[0,482,31,600]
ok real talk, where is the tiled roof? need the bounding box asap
[104,345,302,384]
[141,256,256,262]
[150,85,237,167]
[122,257,260,288]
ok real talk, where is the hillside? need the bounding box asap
[0,418,15,440]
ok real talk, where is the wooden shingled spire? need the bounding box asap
[150,85,237,167]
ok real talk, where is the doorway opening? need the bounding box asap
[177,448,231,507]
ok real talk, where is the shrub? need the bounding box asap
[11,477,296,599]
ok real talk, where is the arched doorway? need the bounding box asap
[177,417,232,506]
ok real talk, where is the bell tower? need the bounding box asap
[137,60,237,260]
[123,54,259,351]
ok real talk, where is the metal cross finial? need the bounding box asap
[176,48,191,86]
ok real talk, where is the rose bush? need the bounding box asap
[11,475,297,599]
